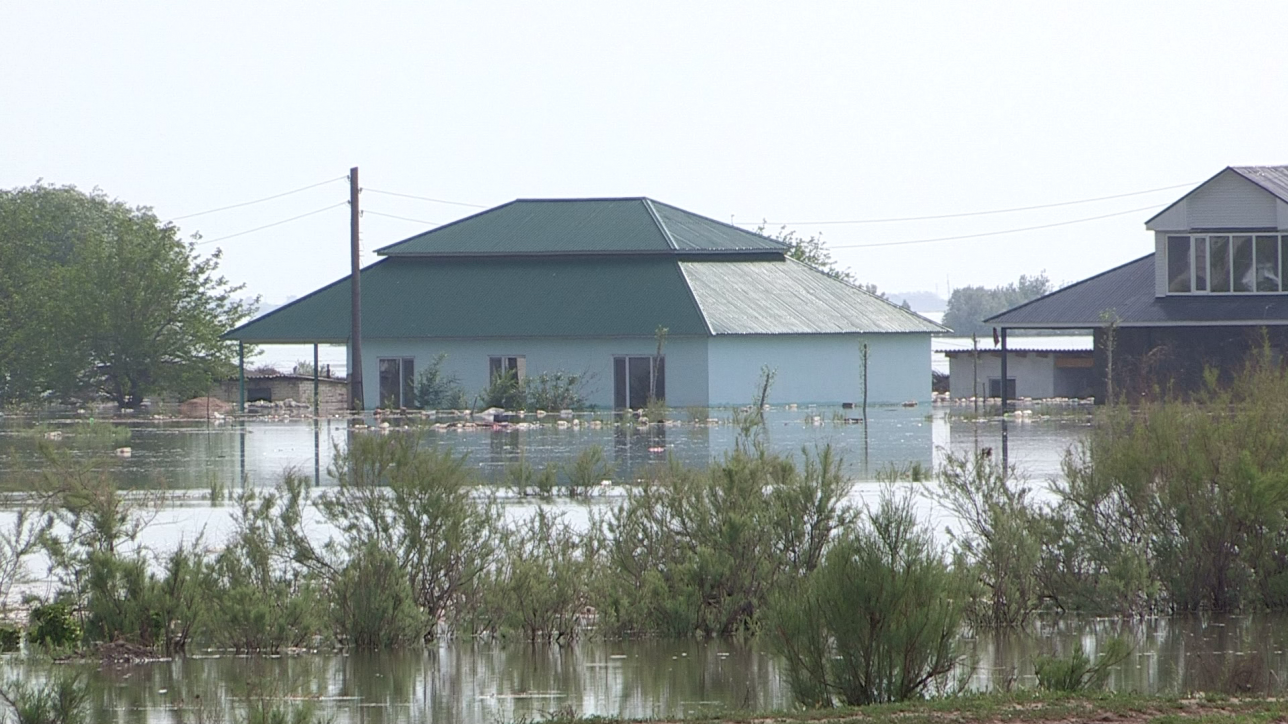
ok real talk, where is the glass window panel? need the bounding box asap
[613,357,627,409]
[1211,236,1231,292]
[1256,235,1279,292]
[1167,236,1191,292]
[1282,236,1288,293]
[1232,235,1254,292]
[379,358,401,408]
[628,356,652,409]
[401,358,415,408]
[1194,237,1207,292]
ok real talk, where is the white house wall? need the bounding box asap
[355,337,710,410]
[947,352,1057,399]
[705,333,931,406]
[1173,170,1279,230]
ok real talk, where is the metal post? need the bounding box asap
[999,328,1009,413]
[349,166,365,412]
[238,341,245,414]
[1000,328,1009,469]
[313,343,320,417]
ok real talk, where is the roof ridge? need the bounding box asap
[647,198,789,250]
[1229,166,1288,204]
[641,198,679,250]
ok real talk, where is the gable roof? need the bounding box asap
[376,197,787,257]
[986,254,1288,329]
[1146,166,1288,226]
[681,259,945,335]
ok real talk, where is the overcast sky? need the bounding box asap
[5,2,1288,307]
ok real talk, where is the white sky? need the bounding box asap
[5,2,1288,307]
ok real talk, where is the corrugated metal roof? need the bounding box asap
[227,257,710,342]
[987,254,1288,328]
[376,198,786,256]
[1231,166,1288,203]
[680,259,946,335]
[935,335,1093,354]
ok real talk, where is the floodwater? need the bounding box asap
[11,403,1248,724]
[6,615,1288,723]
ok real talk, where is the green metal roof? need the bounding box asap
[226,256,710,343]
[376,198,786,257]
[679,259,947,335]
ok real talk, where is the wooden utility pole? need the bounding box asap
[349,167,364,411]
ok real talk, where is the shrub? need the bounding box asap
[1034,637,1132,691]
[606,444,851,637]
[478,507,601,642]
[27,602,81,650]
[1047,347,1288,614]
[0,675,88,724]
[292,433,500,639]
[0,626,19,652]
[766,492,964,707]
[413,353,468,410]
[205,486,327,652]
[526,371,588,411]
[332,543,425,649]
[936,453,1043,628]
[478,370,525,410]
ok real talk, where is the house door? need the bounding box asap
[613,356,665,409]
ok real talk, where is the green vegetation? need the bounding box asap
[413,352,469,409]
[942,272,1051,337]
[1034,638,1133,692]
[477,369,590,411]
[0,183,254,408]
[767,492,963,707]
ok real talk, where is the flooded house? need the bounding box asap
[936,335,1094,401]
[226,197,944,409]
[988,166,1288,401]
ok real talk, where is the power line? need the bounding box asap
[829,204,1164,250]
[364,210,442,225]
[172,176,346,220]
[364,188,489,208]
[739,182,1193,226]
[194,202,348,246]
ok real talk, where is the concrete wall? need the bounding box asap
[705,333,931,406]
[948,351,1093,400]
[357,336,710,409]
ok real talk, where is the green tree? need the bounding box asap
[941,272,1051,337]
[0,183,254,407]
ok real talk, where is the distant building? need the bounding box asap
[936,336,1094,400]
[988,166,1288,401]
[226,197,944,409]
[212,373,348,412]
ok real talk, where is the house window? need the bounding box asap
[988,377,1016,399]
[613,355,664,409]
[489,355,525,382]
[1167,234,1288,294]
[378,357,415,408]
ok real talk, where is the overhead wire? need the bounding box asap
[363,210,442,225]
[739,182,1193,226]
[828,204,1165,250]
[194,202,348,246]
[172,176,346,220]
[364,188,488,208]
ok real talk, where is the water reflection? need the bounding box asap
[9,614,1288,724]
[0,407,1090,491]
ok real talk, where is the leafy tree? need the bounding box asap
[0,183,254,407]
[941,272,1052,337]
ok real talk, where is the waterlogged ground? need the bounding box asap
[0,404,1126,724]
